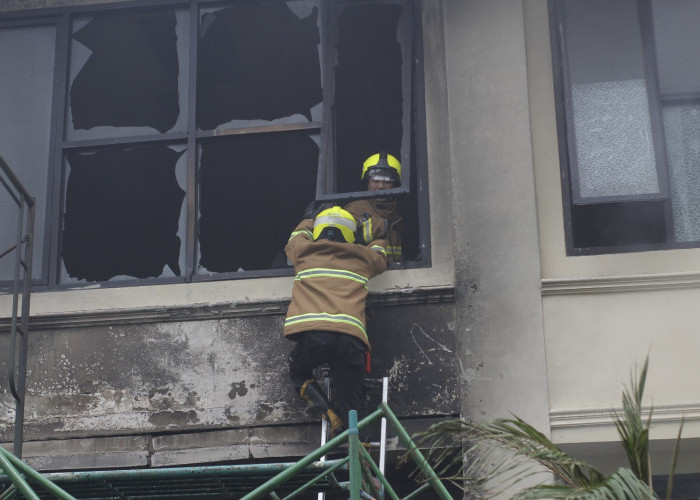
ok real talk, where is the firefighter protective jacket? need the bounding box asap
[284,218,387,349]
[344,198,403,263]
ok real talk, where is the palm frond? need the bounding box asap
[666,415,684,500]
[611,356,651,485]
[514,467,657,500]
[415,417,606,490]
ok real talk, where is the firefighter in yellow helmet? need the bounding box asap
[284,206,387,436]
[344,152,403,263]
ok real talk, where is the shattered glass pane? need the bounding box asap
[333,2,404,192]
[198,134,318,273]
[68,10,187,140]
[61,146,186,282]
[0,25,55,281]
[197,0,322,130]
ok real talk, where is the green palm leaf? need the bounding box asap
[413,357,685,498]
[611,357,651,485]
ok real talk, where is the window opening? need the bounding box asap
[333,2,403,193]
[67,10,189,141]
[196,1,322,130]
[1,0,427,287]
[197,133,318,273]
[61,146,186,282]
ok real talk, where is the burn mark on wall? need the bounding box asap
[334,3,403,192]
[6,301,457,442]
[62,147,185,281]
[228,381,248,399]
[198,134,317,272]
[196,3,321,129]
[70,12,180,132]
[148,410,199,427]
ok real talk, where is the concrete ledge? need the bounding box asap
[2,416,456,471]
[0,286,455,331]
[2,435,149,471]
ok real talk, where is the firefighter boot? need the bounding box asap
[299,379,346,437]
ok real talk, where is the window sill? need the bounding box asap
[0,263,454,328]
[0,284,454,331]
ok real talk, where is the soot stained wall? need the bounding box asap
[0,300,457,442]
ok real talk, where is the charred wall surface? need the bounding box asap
[1,294,457,466]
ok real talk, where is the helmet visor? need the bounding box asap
[313,213,356,243]
[367,168,398,184]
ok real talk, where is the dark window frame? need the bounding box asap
[0,0,430,290]
[548,0,700,256]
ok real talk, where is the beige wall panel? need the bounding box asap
[544,288,700,444]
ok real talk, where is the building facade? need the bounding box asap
[1,0,699,494]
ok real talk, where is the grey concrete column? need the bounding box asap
[443,0,550,432]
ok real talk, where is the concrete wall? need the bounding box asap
[442,0,550,431]
[1,296,459,467]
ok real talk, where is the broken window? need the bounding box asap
[197,2,322,130]
[198,134,318,273]
[61,147,186,282]
[0,0,427,287]
[67,10,189,141]
[333,2,404,193]
[320,0,421,262]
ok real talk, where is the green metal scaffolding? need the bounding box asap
[1,403,453,499]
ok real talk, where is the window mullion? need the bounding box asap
[48,12,71,287]
[185,1,199,282]
[398,0,413,191]
[317,0,337,198]
[638,0,674,242]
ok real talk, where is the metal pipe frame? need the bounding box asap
[0,154,35,459]
[242,403,453,500]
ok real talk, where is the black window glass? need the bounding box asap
[197,2,322,129]
[198,134,318,273]
[62,147,186,282]
[69,12,181,134]
[334,3,403,193]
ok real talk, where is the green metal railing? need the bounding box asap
[0,403,453,499]
[242,403,453,500]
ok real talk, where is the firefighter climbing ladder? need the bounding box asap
[0,155,453,499]
[0,403,452,499]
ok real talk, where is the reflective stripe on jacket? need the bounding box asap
[284,218,387,348]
